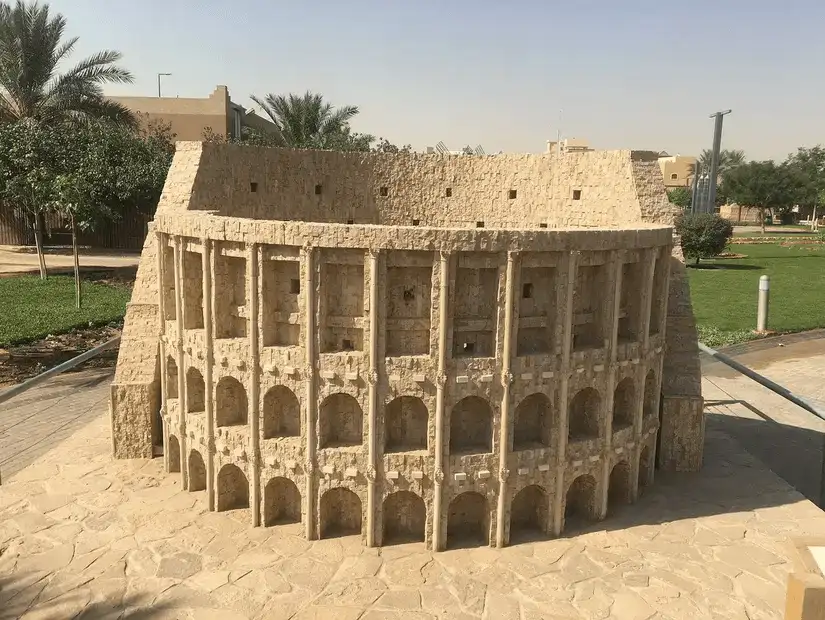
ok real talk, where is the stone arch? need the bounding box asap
[612,378,635,430]
[264,477,301,526]
[450,396,493,454]
[186,367,205,413]
[513,393,552,450]
[263,386,300,439]
[510,484,548,541]
[168,435,181,473]
[166,356,178,399]
[638,445,652,492]
[568,388,600,441]
[608,461,632,513]
[216,377,247,427]
[320,487,362,538]
[447,492,488,548]
[319,393,363,448]
[643,370,657,419]
[564,474,598,531]
[188,450,206,492]
[217,464,249,511]
[382,491,426,544]
[385,396,428,452]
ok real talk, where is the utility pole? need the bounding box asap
[689,163,701,214]
[706,109,732,213]
[157,72,172,98]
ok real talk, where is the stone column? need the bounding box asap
[172,237,188,487]
[600,250,623,518]
[495,252,517,547]
[202,240,216,511]
[638,249,657,351]
[366,249,379,547]
[552,251,577,536]
[248,244,261,527]
[432,251,449,551]
[303,246,317,540]
[155,232,169,472]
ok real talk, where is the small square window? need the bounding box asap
[342,339,354,351]
[445,188,452,197]
[250,182,258,193]
[572,189,582,200]
[462,342,475,354]
[315,184,323,195]
[539,223,548,229]
[508,189,517,199]
[379,186,389,197]
[290,279,300,294]
[522,283,533,299]
[412,219,420,226]
[670,173,678,180]
[346,218,354,225]
[403,287,415,302]
[476,221,485,228]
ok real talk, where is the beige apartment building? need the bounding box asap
[658,154,697,189]
[109,85,279,142]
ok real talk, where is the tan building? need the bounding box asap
[546,138,593,154]
[110,85,279,142]
[110,144,703,551]
[658,154,697,189]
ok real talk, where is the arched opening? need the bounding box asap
[382,491,426,544]
[215,377,247,427]
[264,477,301,526]
[513,393,552,450]
[564,474,597,532]
[217,464,249,511]
[385,396,428,452]
[166,356,178,399]
[643,370,657,420]
[188,450,206,492]
[186,367,205,413]
[608,461,632,514]
[449,396,493,454]
[168,435,181,473]
[447,492,488,549]
[510,485,548,542]
[638,445,652,492]
[319,394,363,448]
[568,388,600,441]
[320,487,362,538]
[263,386,300,439]
[612,378,635,430]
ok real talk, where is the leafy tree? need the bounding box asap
[372,137,412,154]
[675,212,733,265]
[722,161,797,233]
[785,146,825,221]
[667,187,691,209]
[0,0,136,127]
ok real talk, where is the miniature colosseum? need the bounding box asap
[110,143,704,550]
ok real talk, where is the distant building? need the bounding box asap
[545,138,593,154]
[109,85,279,142]
[657,154,697,189]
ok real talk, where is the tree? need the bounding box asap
[785,146,825,227]
[249,91,363,150]
[696,149,746,176]
[372,137,412,154]
[0,0,136,127]
[675,212,733,265]
[722,161,797,233]
[667,187,691,209]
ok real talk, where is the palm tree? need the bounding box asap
[0,0,136,127]
[693,149,746,176]
[250,91,360,149]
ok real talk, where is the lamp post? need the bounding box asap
[157,72,172,98]
[707,109,732,213]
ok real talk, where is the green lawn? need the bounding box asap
[687,243,825,347]
[0,275,131,347]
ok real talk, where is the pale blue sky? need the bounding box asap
[45,0,825,160]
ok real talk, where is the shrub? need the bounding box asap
[675,213,734,265]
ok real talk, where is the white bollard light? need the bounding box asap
[757,275,770,332]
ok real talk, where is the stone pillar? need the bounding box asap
[303,246,317,540]
[172,237,188,487]
[639,250,657,351]
[600,250,623,518]
[495,252,516,547]
[202,240,216,511]
[432,251,449,551]
[552,251,577,536]
[366,250,379,547]
[156,232,169,472]
[248,244,261,527]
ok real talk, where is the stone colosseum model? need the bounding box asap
[110,142,704,550]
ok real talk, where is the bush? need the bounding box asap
[675,212,734,265]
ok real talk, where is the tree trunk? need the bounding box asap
[760,210,766,235]
[32,215,47,280]
[71,214,81,309]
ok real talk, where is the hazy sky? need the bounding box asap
[44,0,825,160]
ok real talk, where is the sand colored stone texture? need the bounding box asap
[110,143,704,551]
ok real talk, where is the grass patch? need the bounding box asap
[688,243,825,346]
[0,275,131,347]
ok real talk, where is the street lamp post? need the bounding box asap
[707,109,732,213]
[157,72,172,98]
